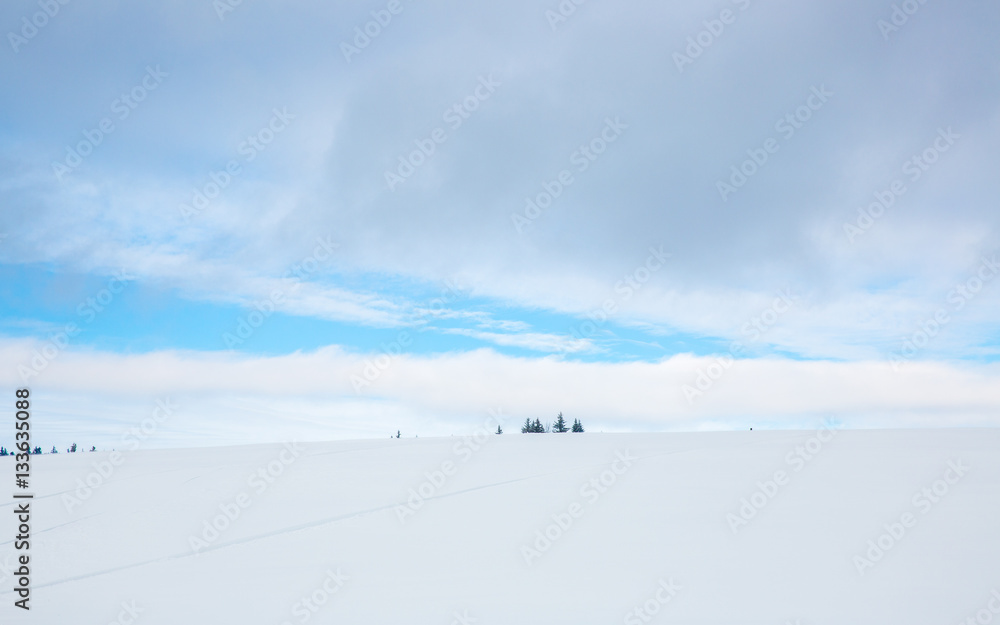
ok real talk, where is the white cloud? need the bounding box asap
[5,339,1000,449]
[440,327,595,353]
[2,0,999,446]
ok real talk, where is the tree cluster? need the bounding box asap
[0,443,93,456]
[521,418,546,433]
[521,413,584,433]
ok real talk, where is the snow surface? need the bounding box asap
[2,428,999,624]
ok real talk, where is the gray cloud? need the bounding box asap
[2,0,998,360]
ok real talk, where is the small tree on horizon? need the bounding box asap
[532,418,545,433]
[553,412,568,433]
[572,418,584,433]
[521,418,532,433]
[496,425,503,434]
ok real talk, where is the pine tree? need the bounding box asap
[521,418,532,433]
[572,418,584,433]
[69,443,77,453]
[90,446,96,452]
[532,418,544,433]
[0,447,7,456]
[553,412,568,433]
[50,446,58,454]
[496,425,503,434]
[32,446,41,455]
[396,430,401,439]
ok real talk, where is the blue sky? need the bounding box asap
[2,0,999,448]
[0,261,727,361]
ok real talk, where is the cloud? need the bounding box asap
[1,0,999,444]
[440,327,595,353]
[4,339,1000,449]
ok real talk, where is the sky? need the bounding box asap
[1,0,999,449]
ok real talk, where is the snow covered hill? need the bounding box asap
[2,427,999,624]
